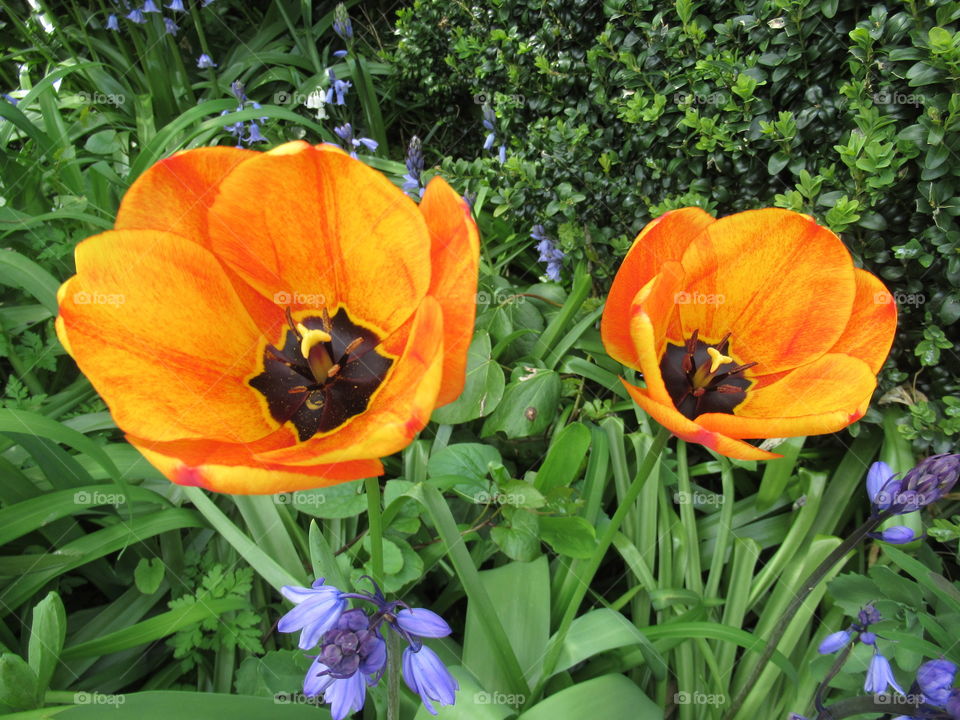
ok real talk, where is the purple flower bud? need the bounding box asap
[896,454,960,512]
[333,49,349,58]
[865,651,905,696]
[878,526,918,544]
[867,461,896,509]
[818,630,851,654]
[917,659,958,706]
[396,608,453,638]
[860,631,877,645]
[858,605,882,627]
[402,645,458,714]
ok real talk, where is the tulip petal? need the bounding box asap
[620,380,780,460]
[696,353,875,439]
[256,296,445,467]
[677,209,856,373]
[419,176,480,406]
[115,146,255,244]
[828,268,897,374]
[56,230,275,444]
[206,141,431,338]
[627,262,687,406]
[602,207,715,369]
[128,435,383,494]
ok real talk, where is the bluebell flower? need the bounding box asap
[917,659,957,706]
[325,69,351,106]
[166,0,185,11]
[333,4,353,40]
[245,123,267,144]
[197,53,217,69]
[142,0,160,12]
[402,645,459,715]
[817,630,851,654]
[202,0,215,5]
[277,577,347,650]
[869,455,960,516]
[126,8,146,23]
[334,123,377,157]
[865,649,905,695]
[231,80,247,103]
[106,13,120,30]
[498,144,506,164]
[532,225,565,281]
[396,607,452,638]
[877,526,919,544]
[163,17,179,35]
[333,49,349,59]
[402,136,425,199]
[867,460,895,510]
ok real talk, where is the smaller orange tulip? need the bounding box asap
[601,207,897,460]
[57,141,479,494]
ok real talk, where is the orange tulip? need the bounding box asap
[57,141,479,494]
[600,207,897,460]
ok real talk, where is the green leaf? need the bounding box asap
[517,674,661,720]
[432,331,505,423]
[0,250,60,314]
[0,653,38,712]
[285,480,366,519]
[491,509,541,561]
[482,370,561,438]
[27,592,65,700]
[427,443,501,483]
[55,691,328,718]
[134,558,165,595]
[534,423,591,493]
[538,516,597,559]
[550,608,666,679]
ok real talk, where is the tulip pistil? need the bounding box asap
[660,330,756,419]
[250,307,393,440]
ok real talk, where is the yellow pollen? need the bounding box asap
[707,347,733,373]
[296,323,332,359]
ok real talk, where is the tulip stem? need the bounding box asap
[723,511,888,720]
[364,477,384,583]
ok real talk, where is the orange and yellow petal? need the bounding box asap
[601,208,715,368]
[258,295,445,466]
[697,353,876,439]
[419,176,480,406]
[677,209,856,373]
[206,141,431,341]
[626,262,687,405]
[828,269,897,374]
[57,229,275,444]
[116,146,255,244]
[621,380,780,461]
[129,436,382,495]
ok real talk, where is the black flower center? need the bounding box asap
[250,307,393,440]
[660,330,756,420]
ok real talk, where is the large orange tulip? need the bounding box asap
[57,141,479,494]
[600,207,897,460]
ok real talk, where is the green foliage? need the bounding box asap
[389,0,960,450]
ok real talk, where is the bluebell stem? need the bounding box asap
[278,577,458,719]
[532,225,565,281]
[106,13,120,30]
[334,124,377,157]
[166,0,185,11]
[163,17,179,35]
[402,136,425,199]
[197,53,217,69]
[325,69,351,106]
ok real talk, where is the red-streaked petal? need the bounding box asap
[677,209,856,373]
[418,176,480,406]
[627,262,686,405]
[601,208,715,368]
[57,230,275,444]
[621,379,781,461]
[697,353,876,439]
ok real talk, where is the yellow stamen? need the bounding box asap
[707,346,733,373]
[296,323,332,360]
